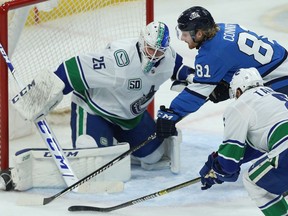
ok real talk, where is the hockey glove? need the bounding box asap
[209,80,230,103]
[156,105,181,139]
[11,71,64,121]
[199,152,240,190]
[170,80,188,92]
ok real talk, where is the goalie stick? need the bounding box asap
[0,42,79,188]
[18,133,157,206]
[68,176,201,212]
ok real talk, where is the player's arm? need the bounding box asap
[156,85,208,139]
[199,106,248,190]
[54,51,116,95]
[194,58,231,103]
[156,57,227,138]
[54,55,98,94]
[170,53,195,92]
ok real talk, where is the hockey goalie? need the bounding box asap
[0,21,187,192]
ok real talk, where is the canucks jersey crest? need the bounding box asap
[114,49,130,67]
[131,85,156,115]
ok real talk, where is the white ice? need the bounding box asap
[2,0,288,215]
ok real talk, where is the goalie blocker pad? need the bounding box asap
[11,143,131,192]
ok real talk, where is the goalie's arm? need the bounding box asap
[54,63,74,95]
[54,54,117,94]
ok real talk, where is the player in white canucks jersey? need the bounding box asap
[156,6,288,140]
[199,68,288,216]
[52,21,191,170]
[1,21,191,191]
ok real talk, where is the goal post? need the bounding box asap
[0,0,154,170]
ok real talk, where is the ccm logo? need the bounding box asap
[11,80,35,104]
[37,121,69,170]
[43,151,79,157]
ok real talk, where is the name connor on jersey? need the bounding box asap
[223,23,236,42]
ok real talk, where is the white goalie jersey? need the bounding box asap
[58,38,177,128]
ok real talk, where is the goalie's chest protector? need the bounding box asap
[73,39,174,119]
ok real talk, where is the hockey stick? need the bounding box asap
[68,176,201,212]
[19,133,157,206]
[0,43,78,187]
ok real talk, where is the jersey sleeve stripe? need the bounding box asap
[267,120,288,150]
[64,57,88,92]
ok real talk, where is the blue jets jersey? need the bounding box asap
[171,23,288,117]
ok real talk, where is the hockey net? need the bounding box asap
[0,0,154,170]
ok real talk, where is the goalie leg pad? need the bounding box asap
[75,134,98,148]
[164,128,182,174]
[11,143,131,192]
[136,129,182,174]
[242,171,288,215]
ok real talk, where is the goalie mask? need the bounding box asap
[139,21,170,75]
[230,67,264,98]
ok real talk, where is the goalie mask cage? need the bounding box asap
[0,0,154,170]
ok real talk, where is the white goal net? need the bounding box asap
[0,0,153,169]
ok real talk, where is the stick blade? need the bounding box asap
[68,205,111,212]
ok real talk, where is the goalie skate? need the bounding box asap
[0,169,14,191]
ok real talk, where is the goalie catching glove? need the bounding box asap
[199,152,240,190]
[11,71,65,121]
[156,105,181,139]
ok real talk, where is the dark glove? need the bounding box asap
[156,105,181,139]
[199,152,223,190]
[199,152,240,190]
[209,80,230,103]
[170,80,188,92]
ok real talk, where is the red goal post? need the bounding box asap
[0,0,154,170]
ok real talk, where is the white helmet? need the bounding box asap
[230,67,264,98]
[139,21,170,75]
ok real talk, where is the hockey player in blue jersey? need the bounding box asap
[199,68,288,216]
[156,6,288,139]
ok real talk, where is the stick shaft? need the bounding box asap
[0,42,78,187]
[68,177,201,212]
[43,133,156,205]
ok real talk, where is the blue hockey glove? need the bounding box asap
[199,152,223,190]
[199,152,240,190]
[156,105,181,139]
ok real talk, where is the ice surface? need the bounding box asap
[2,0,288,215]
